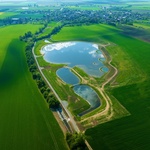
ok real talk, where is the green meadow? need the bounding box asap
[0,25,67,150]
[52,24,150,149]
[52,24,118,43]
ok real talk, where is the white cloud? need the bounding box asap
[100,54,104,58]
[92,44,98,49]
[45,42,76,51]
[89,50,97,58]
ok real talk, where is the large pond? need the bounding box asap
[41,41,108,115]
[41,41,108,77]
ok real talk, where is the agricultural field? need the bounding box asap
[134,23,150,30]
[0,1,150,149]
[50,24,150,149]
[0,25,68,150]
[68,5,101,10]
[125,1,150,11]
[52,24,120,43]
[0,12,18,19]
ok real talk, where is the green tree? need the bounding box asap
[66,133,88,150]
[49,97,60,109]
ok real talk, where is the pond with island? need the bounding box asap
[41,41,108,116]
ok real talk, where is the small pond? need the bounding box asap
[56,67,80,85]
[73,84,100,116]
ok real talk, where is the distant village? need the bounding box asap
[0,4,150,26]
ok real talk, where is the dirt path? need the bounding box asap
[80,43,118,125]
[101,57,118,90]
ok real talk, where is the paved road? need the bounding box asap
[32,43,80,133]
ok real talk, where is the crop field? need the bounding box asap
[52,24,119,43]
[122,1,150,12]
[118,24,150,43]
[0,2,34,7]
[68,5,101,10]
[0,12,18,19]
[0,25,67,150]
[52,24,150,149]
[134,23,150,30]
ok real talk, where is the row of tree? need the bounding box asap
[20,24,64,42]
[25,41,60,109]
[66,133,88,150]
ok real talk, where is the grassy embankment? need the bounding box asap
[0,24,68,150]
[48,24,150,149]
[35,24,129,124]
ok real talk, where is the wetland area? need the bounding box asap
[41,41,108,115]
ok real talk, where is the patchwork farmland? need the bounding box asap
[0,1,150,149]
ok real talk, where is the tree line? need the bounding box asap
[66,132,88,150]
[19,24,64,42]
[23,40,60,109]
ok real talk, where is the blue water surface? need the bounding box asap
[42,42,108,77]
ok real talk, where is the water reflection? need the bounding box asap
[42,42,108,77]
[73,84,100,116]
[56,67,80,85]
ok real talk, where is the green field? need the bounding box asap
[0,2,34,7]
[0,25,68,150]
[134,23,150,30]
[52,24,118,43]
[52,24,150,149]
[0,12,18,19]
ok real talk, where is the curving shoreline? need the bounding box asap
[80,43,120,127]
[35,41,126,130]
